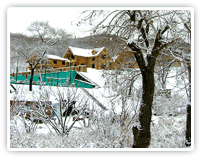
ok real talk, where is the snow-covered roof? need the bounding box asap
[46,54,70,62]
[10,84,110,110]
[68,46,105,57]
[79,68,105,87]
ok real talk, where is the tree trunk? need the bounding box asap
[128,42,156,148]
[132,67,154,148]
[185,104,191,146]
[29,68,34,91]
[128,26,168,148]
[185,60,191,146]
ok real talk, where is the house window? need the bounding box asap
[129,63,135,68]
[102,55,106,59]
[92,64,95,68]
[101,64,106,69]
[92,58,95,61]
[125,57,129,62]
[53,60,57,64]
[62,61,65,65]
[132,55,135,61]
[71,54,75,59]
[109,63,112,70]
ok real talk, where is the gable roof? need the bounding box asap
[46,54,70,62]
[68,46,105,57]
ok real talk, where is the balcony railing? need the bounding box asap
[10,65,87,76]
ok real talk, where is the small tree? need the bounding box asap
[20,21,71,91]
[20,43,48,91]
[12,86,92,137]
[33,87,89,137]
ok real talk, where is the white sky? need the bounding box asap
[7,7,91,37]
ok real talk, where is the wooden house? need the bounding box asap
[25,45,181,74]
[45,54,71,68]
[26,54,71,71]
[112,50,139,70]
[63,46,111,70]
[26,47,112,72]
[112,50,181,70]
[156,53,181,67]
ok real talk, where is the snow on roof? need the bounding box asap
[46,54,70,62]
[68,46,105,57]
[79,68,105,87]
[10,84,110,110]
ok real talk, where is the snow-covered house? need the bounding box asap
[45,54,71,68]
[156,53,181,67]
[112,50,139,70]
[26,47,112,72]
[112,50,181,70]
[26,54,71,72]
[63,46,112,70]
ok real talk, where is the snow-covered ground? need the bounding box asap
[9,67,190,149]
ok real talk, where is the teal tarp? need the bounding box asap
[10,70,94,88]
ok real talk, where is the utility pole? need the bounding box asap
[70,59,73,84]
[16,52,19,81]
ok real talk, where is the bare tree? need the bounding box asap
[19,43,48,91]
[18,21,71,91]
[11,86,92,137]
[27,21,52,43]
[80,10,191,148]
[155,53,178,91]
[27,21,72,42]
[33,87,89,137]
[168,10,191,146]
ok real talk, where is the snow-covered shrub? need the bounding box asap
[150,115,186,148]
[153,91,187,116]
